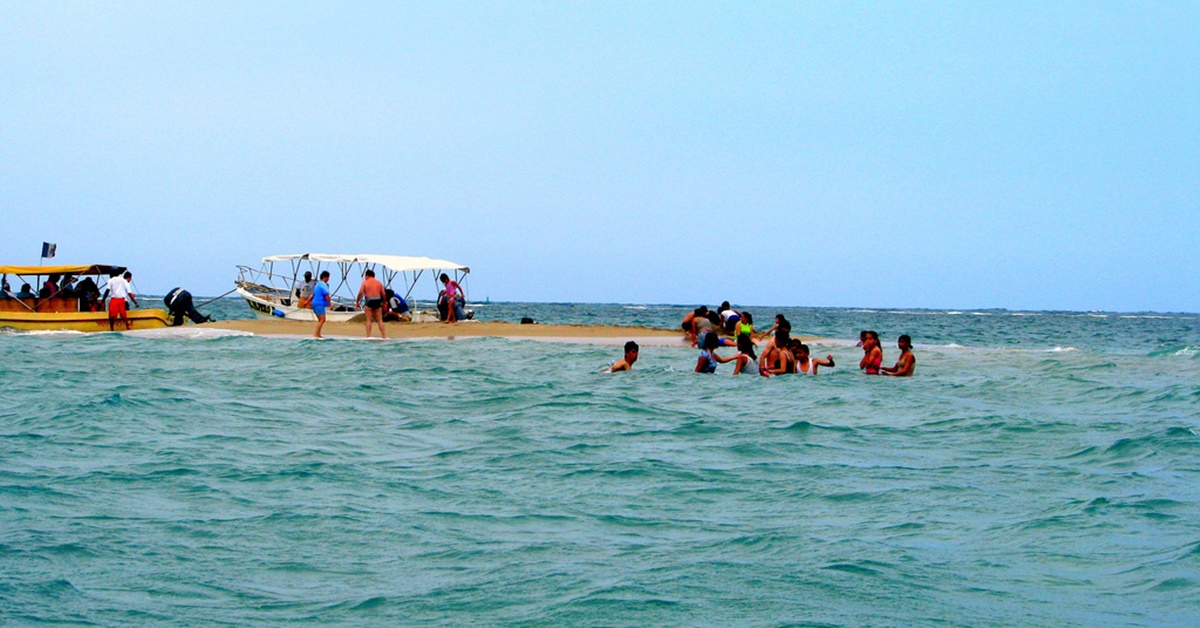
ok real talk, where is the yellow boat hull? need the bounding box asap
[0,308,171,332]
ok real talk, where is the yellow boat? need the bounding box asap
[0,264,171,332]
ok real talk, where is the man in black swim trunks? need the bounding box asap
[355,269,388,339]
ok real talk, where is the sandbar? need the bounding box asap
[201,319,692,346]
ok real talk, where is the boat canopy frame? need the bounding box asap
[240,253,470,308]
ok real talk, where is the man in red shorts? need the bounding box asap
[104,270,139,331]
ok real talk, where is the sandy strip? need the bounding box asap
[201,319,693,346]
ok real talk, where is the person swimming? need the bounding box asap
[609,341,640,372]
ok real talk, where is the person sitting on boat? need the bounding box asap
[383,289,411,322]
[74,277,100,311]
[439,273,466,323]
[16,283,36,299]
[39,274,60,299]
[0,274,10,298]
[57,274,76,297]
[297,271,317,308]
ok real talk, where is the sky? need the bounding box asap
[2,2,1197,312]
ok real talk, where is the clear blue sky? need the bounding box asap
[2,2,1197,311]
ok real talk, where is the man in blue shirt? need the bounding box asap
[312,270,331,338]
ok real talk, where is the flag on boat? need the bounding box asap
[41,242,57,259]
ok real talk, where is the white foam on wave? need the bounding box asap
[0,328,87,337]
[124,328,254,339]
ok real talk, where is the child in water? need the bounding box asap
[793,342,835,375]
[696,330,741,374]
[881,335,916,377]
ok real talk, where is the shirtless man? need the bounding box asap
[355,269,387,338]
[609,341,639,372]
[760,329,794,376]
[882,335,916,377]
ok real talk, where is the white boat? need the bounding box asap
[235,253,471,323]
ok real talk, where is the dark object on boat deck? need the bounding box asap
[164,287,212,325]
[520,317,536,325]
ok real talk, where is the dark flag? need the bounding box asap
[41,242,57,259]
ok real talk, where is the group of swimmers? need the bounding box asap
[609,303,916,377]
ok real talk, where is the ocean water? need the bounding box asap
[2,300,1199,625]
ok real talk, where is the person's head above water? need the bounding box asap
[898,334,912,349]
[736,333,757,360]
[703,331,721,351]
[623,341,639,363]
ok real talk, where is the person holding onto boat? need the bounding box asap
[439,273,465,323]
[355,269,387,339]
[312,270,331,338]
[103,271,138,331]
[882,335,916,377]
[608,341,640,372]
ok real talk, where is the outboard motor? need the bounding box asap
[164,287,212,326]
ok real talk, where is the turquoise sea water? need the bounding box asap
[3,300,1199,625]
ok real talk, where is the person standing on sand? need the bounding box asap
[882,334,916,377]
[312,271,331,338]
[608,341,639,372]
[104,270,138,331]
[355,269,387,339]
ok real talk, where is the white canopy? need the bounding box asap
[262,253,469,274]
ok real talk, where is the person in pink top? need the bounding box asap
[439,273,464,323]
[355,269,388,339]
